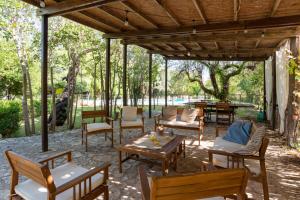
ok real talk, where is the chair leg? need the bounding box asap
[142,126,145,135]
[111,130,114,147]
[104,185,109,200]
[119,128,122,144]
[85,134,88,152]
[261,162,269,200]
[81,130,84,145]
[215,126,219,137]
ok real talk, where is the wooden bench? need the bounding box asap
[5,150,110,200]
[139,166,249,200]
[154,106,204,144]
[82,110,114,151]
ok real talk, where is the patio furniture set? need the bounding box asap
[5,105,269,200]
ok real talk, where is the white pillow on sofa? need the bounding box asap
[122,106,137,121]
[181,108,199,123]
[234,126,266,155]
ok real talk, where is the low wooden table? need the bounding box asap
[117,134,185,175]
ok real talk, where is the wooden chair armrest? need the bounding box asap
[38,151,72,165]
[208,149,261,161]
[138,166,150,200]
[106,117,114,121]
[55,162,111,195]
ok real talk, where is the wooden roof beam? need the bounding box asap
[255,39,261,48]
[38,0,121,17]
[149,48,274,55]
[97,7,139,30]
[192,0,207,24]
[104,15,300,38]
[80,10,121,32]
[153,0,182,26]
[122,30,297,44]
[234,0,240,21]
[164,44,175,50]
[165,56,267,61]
[120,1,159,29]
[215,42,219,49]
[270,0,282,17]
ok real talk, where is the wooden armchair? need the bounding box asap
[139,166,249,200]
[82,110,114,151]
[119,106,144,144]
[5,150,110,200]
[216,102,232,137]
[208,137,270,200]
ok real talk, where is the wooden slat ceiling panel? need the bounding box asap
[275,0,300,17]
[21,0,300,60]
[128,0,176,27]
[200,0,234,23]
[238,0,273,20]
[165,0,205,26]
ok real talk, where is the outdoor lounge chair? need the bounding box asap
[119,106,144,144]
[81,110,114,151]
[139,166,249,200]
[5,150,110,200]
[208,124,270,200]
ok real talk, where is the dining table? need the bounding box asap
[186,101,255,122]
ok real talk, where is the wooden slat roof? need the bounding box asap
[23,0,300,61]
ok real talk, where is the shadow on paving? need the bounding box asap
[0,119,299,199]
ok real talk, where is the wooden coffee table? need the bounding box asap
[117,134,185,175]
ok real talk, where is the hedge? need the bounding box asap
[0,100,21,138]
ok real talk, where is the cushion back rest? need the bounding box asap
[150,168,248,200]
[162,106,177,121]
[5,151,55,190]
[82,110,107,122]
[177,107,202,117]
[216,102,231,111]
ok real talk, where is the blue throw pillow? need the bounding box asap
[223,121,252,145]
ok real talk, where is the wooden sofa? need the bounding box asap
[154,106,204,143]
[139,166,249,200]
[5,150,110,200]
[208,124,270,200]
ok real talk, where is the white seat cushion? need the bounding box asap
[159,120,199,128]
[212,137,245,168]
[15,162,104,200]
[121,118,143,127]
[122,106,137,121]
[87,122,112,132]
[212,137,261,175]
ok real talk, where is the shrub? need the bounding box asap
[0,100,21,138]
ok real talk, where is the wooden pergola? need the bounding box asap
[21,0,300,151]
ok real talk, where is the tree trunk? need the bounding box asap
[50,67,56,132]
[26,66,35,134]
[21,63,31,136]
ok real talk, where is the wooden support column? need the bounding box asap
[149,53,153,118]
[105,38,111,116]
[165,58,168,106]
[123,43,128,106]
[41,15,48,152]
[271,52,277,130]
[286,37,298,142]
[263,60,267,120]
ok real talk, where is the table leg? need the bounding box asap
[162,160,168,176]
[119,151,122,173]
[183,140,186,158]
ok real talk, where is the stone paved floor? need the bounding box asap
[0,119,300,200]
